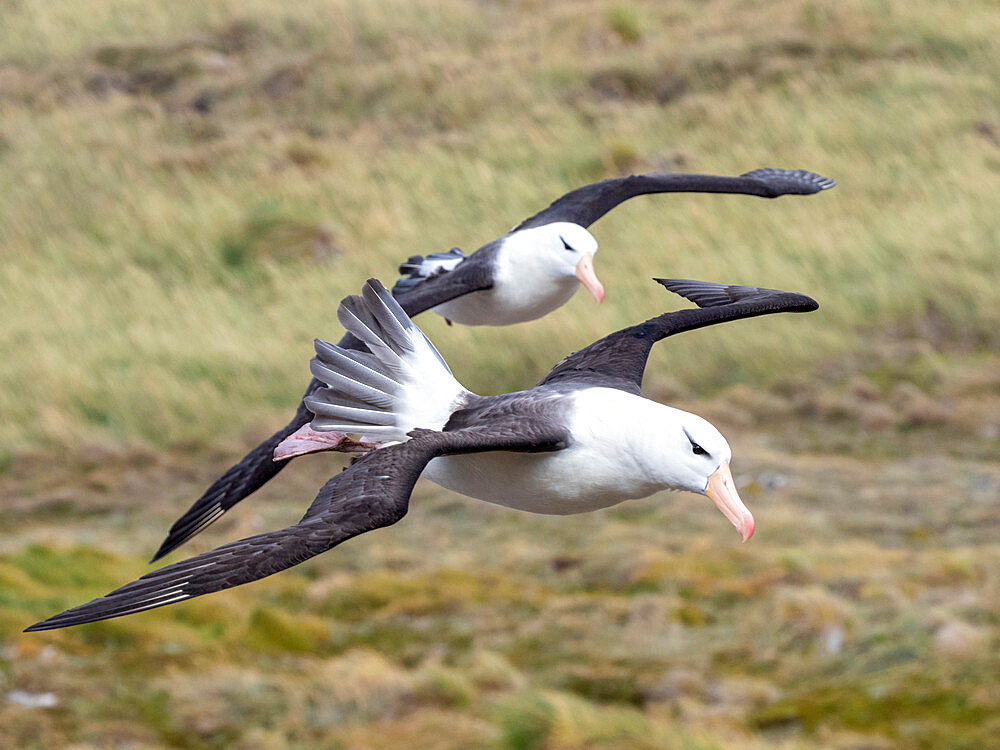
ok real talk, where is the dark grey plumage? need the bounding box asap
[513,169,835,231]
[540,279,819,394]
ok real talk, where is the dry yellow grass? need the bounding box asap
[1,0,998,455]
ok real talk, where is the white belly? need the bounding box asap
[432,276,580,326]
[420,388,666,514]
[421,446,657,515]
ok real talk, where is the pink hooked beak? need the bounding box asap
[575,254,604,303]
[704,462,755,542]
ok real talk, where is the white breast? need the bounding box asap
[420,389,666,514]
[432,277,579,326]
[431,232,581,326]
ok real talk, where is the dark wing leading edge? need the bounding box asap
[151,253,498,562]
[27,420,568,631]
[540,279,819,394]
[513,169,835,231]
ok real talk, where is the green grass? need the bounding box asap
[1,0,998,454]
[1,1,999,748]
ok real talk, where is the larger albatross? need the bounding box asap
[27,277,817,631]
[152,167,833,561]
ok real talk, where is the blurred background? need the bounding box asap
[1,1,998,747]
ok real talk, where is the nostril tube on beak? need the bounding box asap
[704,462,754,541]
[575,254,605,303]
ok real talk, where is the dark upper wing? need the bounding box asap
[27,420,568,631]
[151,250,498,562]
[513,169,835,231]
[540,279,819,394]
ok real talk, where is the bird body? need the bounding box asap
[425,388,715,515]
[429,222,601,326]
[304,285,735,517]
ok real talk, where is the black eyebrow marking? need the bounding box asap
[683,427,709,456]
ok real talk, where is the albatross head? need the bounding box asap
[635,406,753,542]
[671,413,753,541]
[511,222,604,303]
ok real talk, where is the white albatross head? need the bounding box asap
[613,399,753,542]
[667,412,753,542]
[569,389,754,540]
[506,222,604,303]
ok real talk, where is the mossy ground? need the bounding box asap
[1,1,998,747]
[2,420,998,749]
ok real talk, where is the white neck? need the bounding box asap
[432,225,593,326]
[568,388,730,493]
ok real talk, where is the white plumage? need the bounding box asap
[433,223,601,326]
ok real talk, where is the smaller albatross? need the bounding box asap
[151,167,834,561]
[26,277,817,631]
[391,168,833,326]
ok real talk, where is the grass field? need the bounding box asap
[1,1,998,747]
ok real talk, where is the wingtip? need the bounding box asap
[150,541,175,564]
[150,529,190,563]
[655,277,820,312]
[24,616,66,632]
[740,168,837,195]
[149,518,209,563]
[800,295,820,312]
[808,174,836,192]
[150,534,182,563]
[150,504,225,562]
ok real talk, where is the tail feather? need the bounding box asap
[305,364,395,410]
[392,248,466,297]
[305,279,467,443]
[340,290,412,358]
[304,398,397,425]
[312,340,400,395]
[362,282,416,351]
[337,304,408,378]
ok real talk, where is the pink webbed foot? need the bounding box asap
[273,425,380,461]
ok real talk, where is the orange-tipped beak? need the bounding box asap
[575,254,604,303]
[705,462,755,542]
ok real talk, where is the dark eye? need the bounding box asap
[683,428,708,456]
[560,236,574,251]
